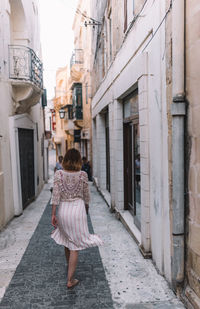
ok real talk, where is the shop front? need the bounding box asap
[123,90,141,231]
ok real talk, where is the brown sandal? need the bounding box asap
[67,279,79,289]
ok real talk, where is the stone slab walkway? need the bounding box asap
[89,184,186,309]
[0,200,113,309]
[0,149,186,309]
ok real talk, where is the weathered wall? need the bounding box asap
[164,0,173,287]
[0,0,44,229]
[186,0,200,306]
[91,0,172,282]
[0,0,15,228]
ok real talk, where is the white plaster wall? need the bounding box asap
[96,114,107,190]
[0,82,15,227]
[113,100,124,211]
[109,101,115,208]
[0,2,15,226]
[30,103,45,194]
[146,0,171,281]
[91,0,171,282]
[0,0,44,229]
[127,0,134,27]
[138,74,151,253]
[92,118,97,178]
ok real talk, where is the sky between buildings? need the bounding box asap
[38,0,78,100]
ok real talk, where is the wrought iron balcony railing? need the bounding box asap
[70,49,83,69]
[9,45,43,89]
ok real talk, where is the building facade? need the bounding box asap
[87,0,200,307]
[53,66,73,158]
[53,0,93,164]
[184,1,200,308]
[0,0,44,229]
[69,0,93,161]
[91,0,170,276]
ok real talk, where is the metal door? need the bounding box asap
[18,128,35,209]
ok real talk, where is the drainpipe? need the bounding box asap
[171,0,186,291]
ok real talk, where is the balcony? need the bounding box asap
[70,49,83,83]
[9,45,43,113]
[63,104,83,122]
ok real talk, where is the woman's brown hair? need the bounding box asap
[62,148,82,171]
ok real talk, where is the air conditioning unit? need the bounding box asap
[81,129,90,139]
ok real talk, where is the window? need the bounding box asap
[72,83,83,120]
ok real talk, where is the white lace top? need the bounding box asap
[52,170,90,205]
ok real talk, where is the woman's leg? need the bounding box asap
[64,247,70,264]
[67,250,79,287]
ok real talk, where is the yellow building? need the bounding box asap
[53,66,74,159]
[54,0,93,165]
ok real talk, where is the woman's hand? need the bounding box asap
[51,214,58,228]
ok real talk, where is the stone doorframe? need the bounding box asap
[138,74,151,254]
[9,114,38,216]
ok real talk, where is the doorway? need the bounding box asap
[123,91,141,230]
[105,112,110,192]
[18,128,35,209]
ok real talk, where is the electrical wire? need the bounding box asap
[123,0,148,42]
[76,8,101,24]
[142,0,173,51]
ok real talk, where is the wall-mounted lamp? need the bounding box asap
[59,109,65,119]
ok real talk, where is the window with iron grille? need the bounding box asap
[72,83,83,120]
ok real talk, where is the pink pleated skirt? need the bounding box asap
[51,199,103,250]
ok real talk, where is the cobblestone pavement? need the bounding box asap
[0,200,113,309]
[0,150,186,308]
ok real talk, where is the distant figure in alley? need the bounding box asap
[81,156,92,181]
[54,155,64,172]
[51,148,103,289]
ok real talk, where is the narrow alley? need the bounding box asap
[0,152,185,309]
[0,0,200,308]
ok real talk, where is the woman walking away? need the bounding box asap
[51,148,103,289]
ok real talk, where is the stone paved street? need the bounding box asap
[0,151,186,308]
[0,200,113,309]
